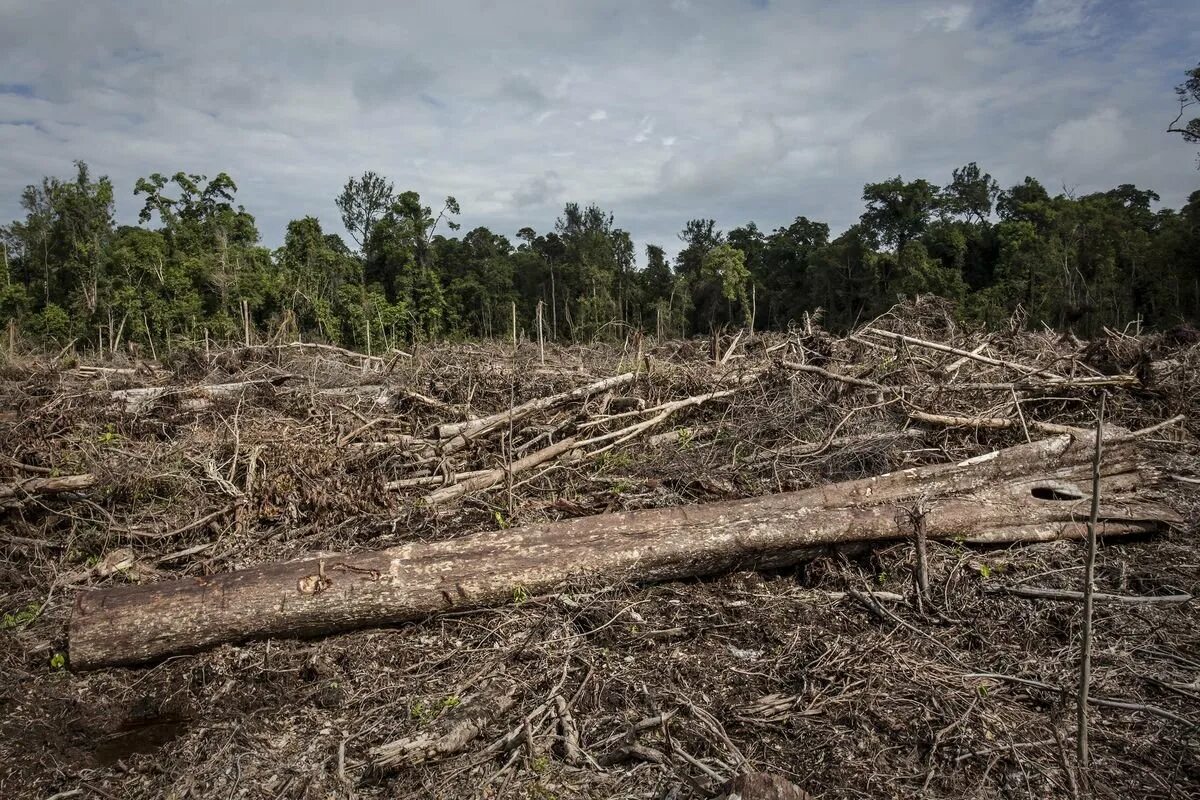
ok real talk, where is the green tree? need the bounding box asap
[1168,62,1200,166]
[941,163,999,223]
[861,177,939,252]
[697,243,750,330]
[335,172,395,252]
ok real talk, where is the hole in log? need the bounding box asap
[1031,485,1085,501]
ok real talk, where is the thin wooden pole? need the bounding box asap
[750,283,756,337]
[1077,392,1105,770]
[242,299,250,347]
[511,300,518,352]
[143,312,157,362]
[550,266,557,340]
[536,300,545,365]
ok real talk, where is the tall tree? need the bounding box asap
[942,162,1000,223]
[335,172,395,252]
[861,177,940,252]
[1168,62,1200,166]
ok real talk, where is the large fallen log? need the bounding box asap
[68,433,1180,668]
[109,376,292,412]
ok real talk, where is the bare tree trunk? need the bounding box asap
[68,433,1177,668]
[536,300,545,365]
[550,264,558,340]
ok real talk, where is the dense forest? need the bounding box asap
[2,160,1199,354]
[2,63,1199,353]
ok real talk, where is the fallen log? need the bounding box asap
[1,473,97,509]
[68,433,1180,668]
[109,376,291,412]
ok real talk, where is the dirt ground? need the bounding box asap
[2,301,1197,798]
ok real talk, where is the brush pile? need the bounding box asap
[2,299,1198,798]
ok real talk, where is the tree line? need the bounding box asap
[2,159,1199,354]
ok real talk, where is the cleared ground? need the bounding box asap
[2,299,1197,798]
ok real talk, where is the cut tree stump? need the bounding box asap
[68,433,1180,669]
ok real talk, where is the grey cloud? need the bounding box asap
[0,0,1197,261]
[352,57,437,107]
[513,170,564,207]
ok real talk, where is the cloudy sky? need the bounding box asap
[0,0,1197,259]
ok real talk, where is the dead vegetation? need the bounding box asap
[1,298,1198,799]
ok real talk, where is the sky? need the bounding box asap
[0,0,1198,261]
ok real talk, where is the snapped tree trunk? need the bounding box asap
[69,434,1179,668]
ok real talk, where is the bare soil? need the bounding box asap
[2,300,1197,799]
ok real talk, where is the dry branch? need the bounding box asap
[436,372,634,440]
[864,328,1066,380]
[370,679,516,769]
[908,410,1086,435]
[1000,586,1193,605]
[781,361,885,390]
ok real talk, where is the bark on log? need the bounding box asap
[68,434,1180,668]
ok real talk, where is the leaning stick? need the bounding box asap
[436,373,635,441]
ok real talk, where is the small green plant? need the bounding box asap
[677,427,694,448]
[96,425,123,445]
[598,451,634,470]
[530,754,550,774]
[494,510,510,529]
[512,584,529,605]
[978,563,992,579]
[49,652,66,670]
[876,570,888,584]
[2,603,41,630]
[410,700,431,724]
[441,695,461,710]
[611,478,633,495]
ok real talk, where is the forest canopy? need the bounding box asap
[2,160,1200,354]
